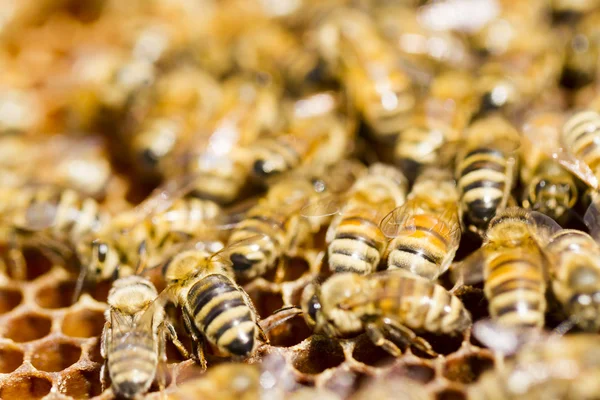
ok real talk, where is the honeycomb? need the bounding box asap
[1,0,599,399]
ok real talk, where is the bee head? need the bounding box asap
[301,283,321,330]
[89,240,120,280]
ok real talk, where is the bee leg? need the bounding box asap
[365,322,403,357]
[156,326,169,397]
[7,243,26,281]
[273,257,287,283]
[182,311,207,370]
[164,320,191,360]
[369,318,438,357]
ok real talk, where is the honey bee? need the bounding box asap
[229,160,365,280]
[455,115,520,235]
[303,163,408,275]
[471,331,600,399]
[453,207,560,329]
[543,201,600,332]
[175,75,282,204]
[0,185,109,280]
[302,271,471,356]
[159,237,268,368]
[315,8,417,143]
[380,167,461,280]
[126,66,223,180]
[249,90,355,185]
[561,9,600,89]
[101,275,188,398]
[521,112,578,225]
[394,70,477,181]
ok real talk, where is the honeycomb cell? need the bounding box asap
[0,374,52,399]
[35,280,75,309]
[0,287,23,314]
[292,336,345,374]
[245,288,284,320]
[31,341,81,372]
[60,368,103,399]
[21,249,53,281]
[3,313,52,342]
[62,308,105,338]
[435,388,467,400]
[417,332,464,357]
[87,339,103,364]
[444,353,495,384]
[389,362,436,384]
[351,335,396,367]
[89,280,112,303]
[267,314,312,348]
[0,345,24,373]
[277,257,310,282]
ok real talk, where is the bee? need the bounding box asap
[159,238,268,368]
[521,112,578,225]
[126,66,223,180]
[175,75,282,204]
[249,90,355,185]
[559,110,600,189]
[561,9,600,89]
[229,160,365,280]
[394,70,477,181]
[471,330,600,399]
[543,201,600,332]
[380,167,461,280]
[315,8,417,143]
[453,207,559,329]
[455,115,520,236]
[302,163,408,275]
[101,275,187,398]
[0,185,109,280]
[302,271,471,357]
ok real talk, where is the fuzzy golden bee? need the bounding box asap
[303,163,408,275]
[455,115,520,235]
[159,238,267,367]
[453,207,558,329]
[101,275,188,398]
[301,271,472,357]
[380,167,461,280]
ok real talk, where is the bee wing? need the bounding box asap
[209,234,272,274]
[300,194,344,218]
[472,319,542,356]
[320,159,367,194]
[449,248,486,286]
[379,202,420,239]
[584,198,600,242]
[528,211,563,245]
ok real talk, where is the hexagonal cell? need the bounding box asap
[387,362,436,384]
[276,257,310,282]
[435,388,467,400]
[351,335,396,367]
[245,288,284,320]
[267,314,312,348]
[31,341,81,372]
[416,332,464,357]
[62,308,105,338]
[292,335,345,374]
[0,374,52,399]
[60,368,103,399]
[35,280,76,309]
[0,287,23,314]
[0,345,24,373]
[21,249,53,281]
[3,313,52,342]
[87,339,103,364]
[444,353,495,384]
[89,280,112,303]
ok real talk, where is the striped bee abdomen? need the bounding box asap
[485,249,546,328]
[374,273,471,335]
[187,274,257,357]
[386,214,453,280]
[328,209,388,275]
[457,147,510,233]
[251,136,304,180]
[227,207,286,280]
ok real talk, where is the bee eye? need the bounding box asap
[307,295,321,323]
[96,243,108,263]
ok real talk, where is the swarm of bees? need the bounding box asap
[2,0,600,399]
